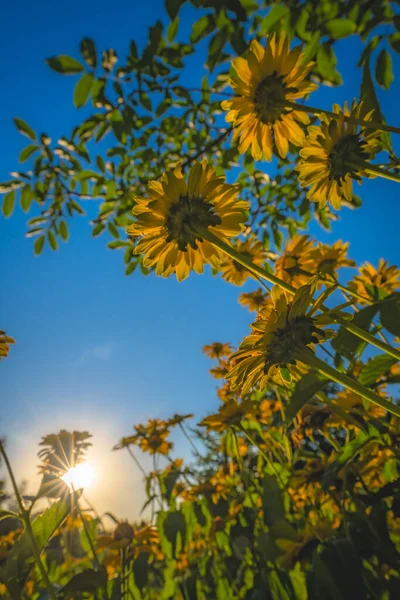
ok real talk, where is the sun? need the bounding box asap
[62,462,94,490]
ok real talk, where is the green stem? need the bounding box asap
[297,351,400,418]
[348,160,400,184]
[285,100,400,135]
[0,441,58,600]
[197,227,400,361]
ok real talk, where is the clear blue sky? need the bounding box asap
[0,0,399,517]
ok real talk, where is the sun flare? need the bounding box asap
[62,462,94,490]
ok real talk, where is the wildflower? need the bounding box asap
[239,288,269,312]
[348,259,400,303]
[202,342,233,359]
[275,234,316,287]
[222,33,317,160]
[310,240,355,281]
[127,160,249,281]
[219,237,266,286]
[115,419,172,456]
[298,101,381,209]
[0,330,15,361]
[228,282,333,390]
[199,399,257,432]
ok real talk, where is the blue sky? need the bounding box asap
[0,0,399,517]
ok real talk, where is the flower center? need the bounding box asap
[318,258,337,276]
[165,195,222,251]
[329,133,369,182]
[254,73,294,124]
[264,315,321,372]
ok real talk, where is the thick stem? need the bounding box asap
[297,351,400,418]
[197,227,400,361]
[0,441,58,600]
[284,100,400,135]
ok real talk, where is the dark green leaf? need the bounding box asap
[13,118,36,140]
[167,17,179,42]
[59,568,107,596]
[2,191,15,217]
[376,49,394,90]
[191,15,215,43]
[47,230,58,250]
[46,55,84,74]
[59,220,69,241]
[390,33,400,53]
[80,37,97,68]
[20,185,32,212]
[74,73,94,108]
[286,372,328,422]
[19,144,39,163]
[262,475,285,527]
[34,235,45,255]
[379,293,400,336]
[166,0,185,20]
[260,4,290,35]
[331,305,378,359]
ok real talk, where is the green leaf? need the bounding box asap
[361,57,382,119]
[80,37,97,68]
[159,510,186,558]
[325,18,357,39]
[0,509,21,523]
[47,230,58,250]
[139,93,152,112]
[379,293,400,336]
[46,55,84,74]
[2,190,15,217]
[74,73,94,108]
[389,33,400,53]
[59,568,107,597]
[34,235,45,255]
[166,0,185,20]
[376,49,394,90]
[133,552,150,591]
[262,475,285,527]
[0,493,79,599]
[301,31,321,64]
[260,4,290,35]
[207,31,226,71]
[19,144,39,163]
[312,540,366,600]
[167,17,179,42]
[59,220,69,241]
[359,353,397,386]
[191,14,215,43]
[20,184,32,212]
[286,372,328,422]
[331,305,378,359]
[13,118,36,140]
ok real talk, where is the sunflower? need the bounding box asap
[222,33,317,160]
[239,288,269,311]
[127,160,249,281]
[115,419,172,456]
[227,282,332,390]
[297,101,381,209]
[199,399,257,432]
[202,342,233,359]
[0,330,15,361]
[348,259,400,303]
[275,234,316,287]
[219,237,267,286]
[310,240,355,281]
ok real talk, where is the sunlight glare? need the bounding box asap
[62,462,94,490]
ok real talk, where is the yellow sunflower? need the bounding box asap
[202,342,233,359]
[222,33,317,160]
[275,234,316,287]
[127,160,249,281]
[219,237,266,286]
[0,330,15,361]
[239,288,269,312]
[199,399,257,432]
[348,259,400,303]
[310,240,355,281]
[297,100,381,209]
[227,282,332,390]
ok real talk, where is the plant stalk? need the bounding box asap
[348,160,400,184]
[297,351,400,418]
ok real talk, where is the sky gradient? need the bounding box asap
[1,0,399,517]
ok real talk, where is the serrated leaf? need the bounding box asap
[80,37,97,68]
[286,372,328,422]
[2,190,15,217]
[376,49,394,90]
[74,73,94,108]
[34,235,45,255]
[359,354,397,386]
[19,144,39,163]
[325,18,357,39]
[46,55,84,74]
[13,118,36,140]
[379,293,400,336]
[331,305,378,359]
